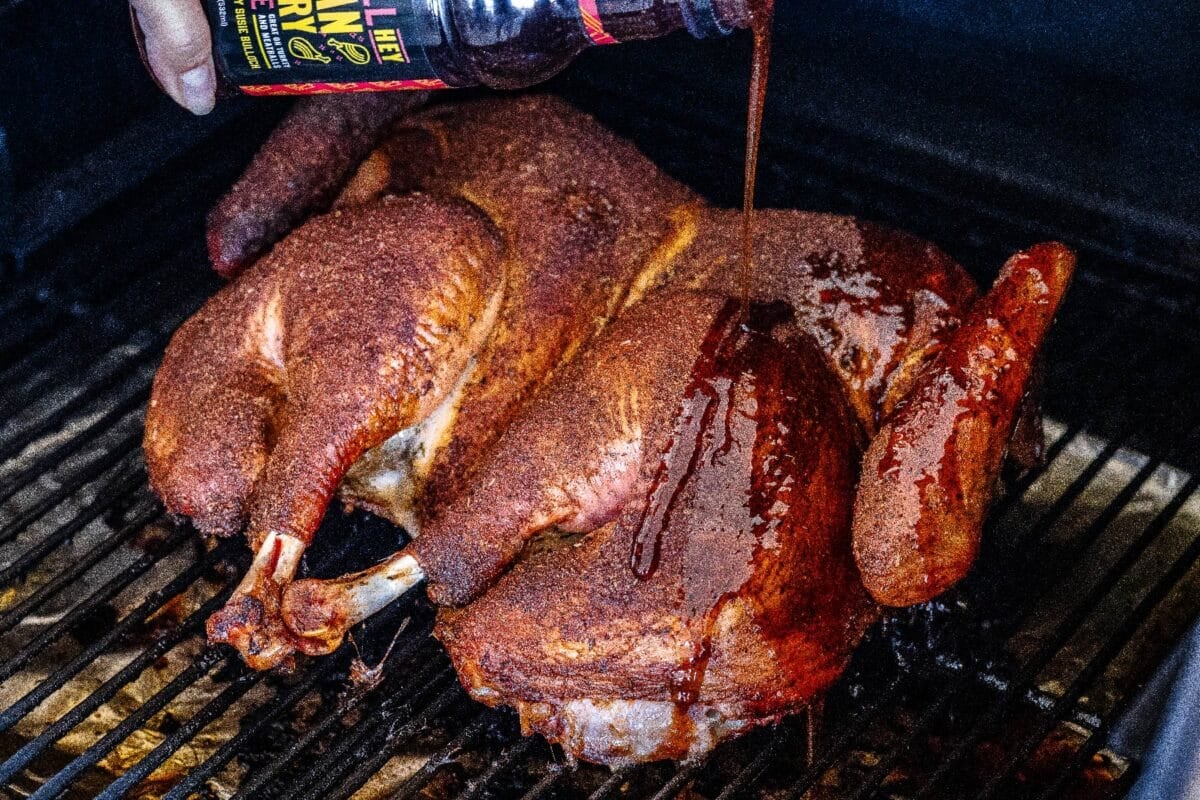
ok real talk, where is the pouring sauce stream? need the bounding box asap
[739,0,776,311]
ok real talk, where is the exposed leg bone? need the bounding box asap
[206,531,310,671]
[282,553,425,654]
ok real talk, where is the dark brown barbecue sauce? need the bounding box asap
[740,0,776,309]
[628,299,799,704]
[628,0,779,721]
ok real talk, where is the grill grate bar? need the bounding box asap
[93,666,258,800]
[456,737,540,800]
[294,679,464,800]
[930,657,1105,731]
[25,648,229,800]
[587,764,641,800]
[0,469,147,586]
[227,634,443,800]
[153,587,422,799]
[0,519,187,662]
[0,576,234,783]
[382,713,493,800]
[646,759,705,800]
[0,504,165,636]
[0,389,148,508]
[0,431,141,547]
[959,471,1200,800]
[0,339,158,467]
[712,727,794,800]
[0,538,229,728]
[160,650,347,800]
[519,763,572,800]
[777,675,911,800]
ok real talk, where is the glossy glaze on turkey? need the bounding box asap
[143,94,1074,763]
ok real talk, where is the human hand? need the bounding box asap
[130,0,216,115]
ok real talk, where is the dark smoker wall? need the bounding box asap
[556,0,1200,284]
[0,1,159,187]
[0,0,1197,277]
[0,0,289,274]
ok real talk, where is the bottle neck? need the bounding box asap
[595,0,750,42]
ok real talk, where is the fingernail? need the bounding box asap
[179,64,217,115]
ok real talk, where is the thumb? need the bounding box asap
[131,0,217,115]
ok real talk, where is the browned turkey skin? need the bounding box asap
[144,95,1073,762]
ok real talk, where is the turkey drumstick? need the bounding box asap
[283,290,751,650]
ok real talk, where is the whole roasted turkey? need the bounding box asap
[143,94,1073,765]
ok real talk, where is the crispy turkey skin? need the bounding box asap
[144,94,1074,762]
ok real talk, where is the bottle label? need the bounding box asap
[204,0,449,94]
[578,0,619,45]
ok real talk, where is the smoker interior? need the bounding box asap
[3,2,1200,798]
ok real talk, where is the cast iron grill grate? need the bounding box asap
[2,65,1200,800]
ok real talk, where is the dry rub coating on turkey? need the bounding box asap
[144,93,1074,763]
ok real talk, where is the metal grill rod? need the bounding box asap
[226,636,445,800]
[0,337,158,466]
[588,764,640,800]
[0,538,227,726]
[0,432,141,547]
[92,666,259,800]
[0,505,165,636]
[0,391,148,508]
[0,472,147,586]
[159,648,348,800]
[518,763,570,800]
[295,680,465,800]
[456,737,539,800]
[711,726,793,800]
[153,589,424,800]
[369,713,492,800]
[26,648,229,800]
[0,577,235,783]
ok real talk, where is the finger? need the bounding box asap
[131,0,216,114]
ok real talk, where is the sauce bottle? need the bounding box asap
[199,0,753,96]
